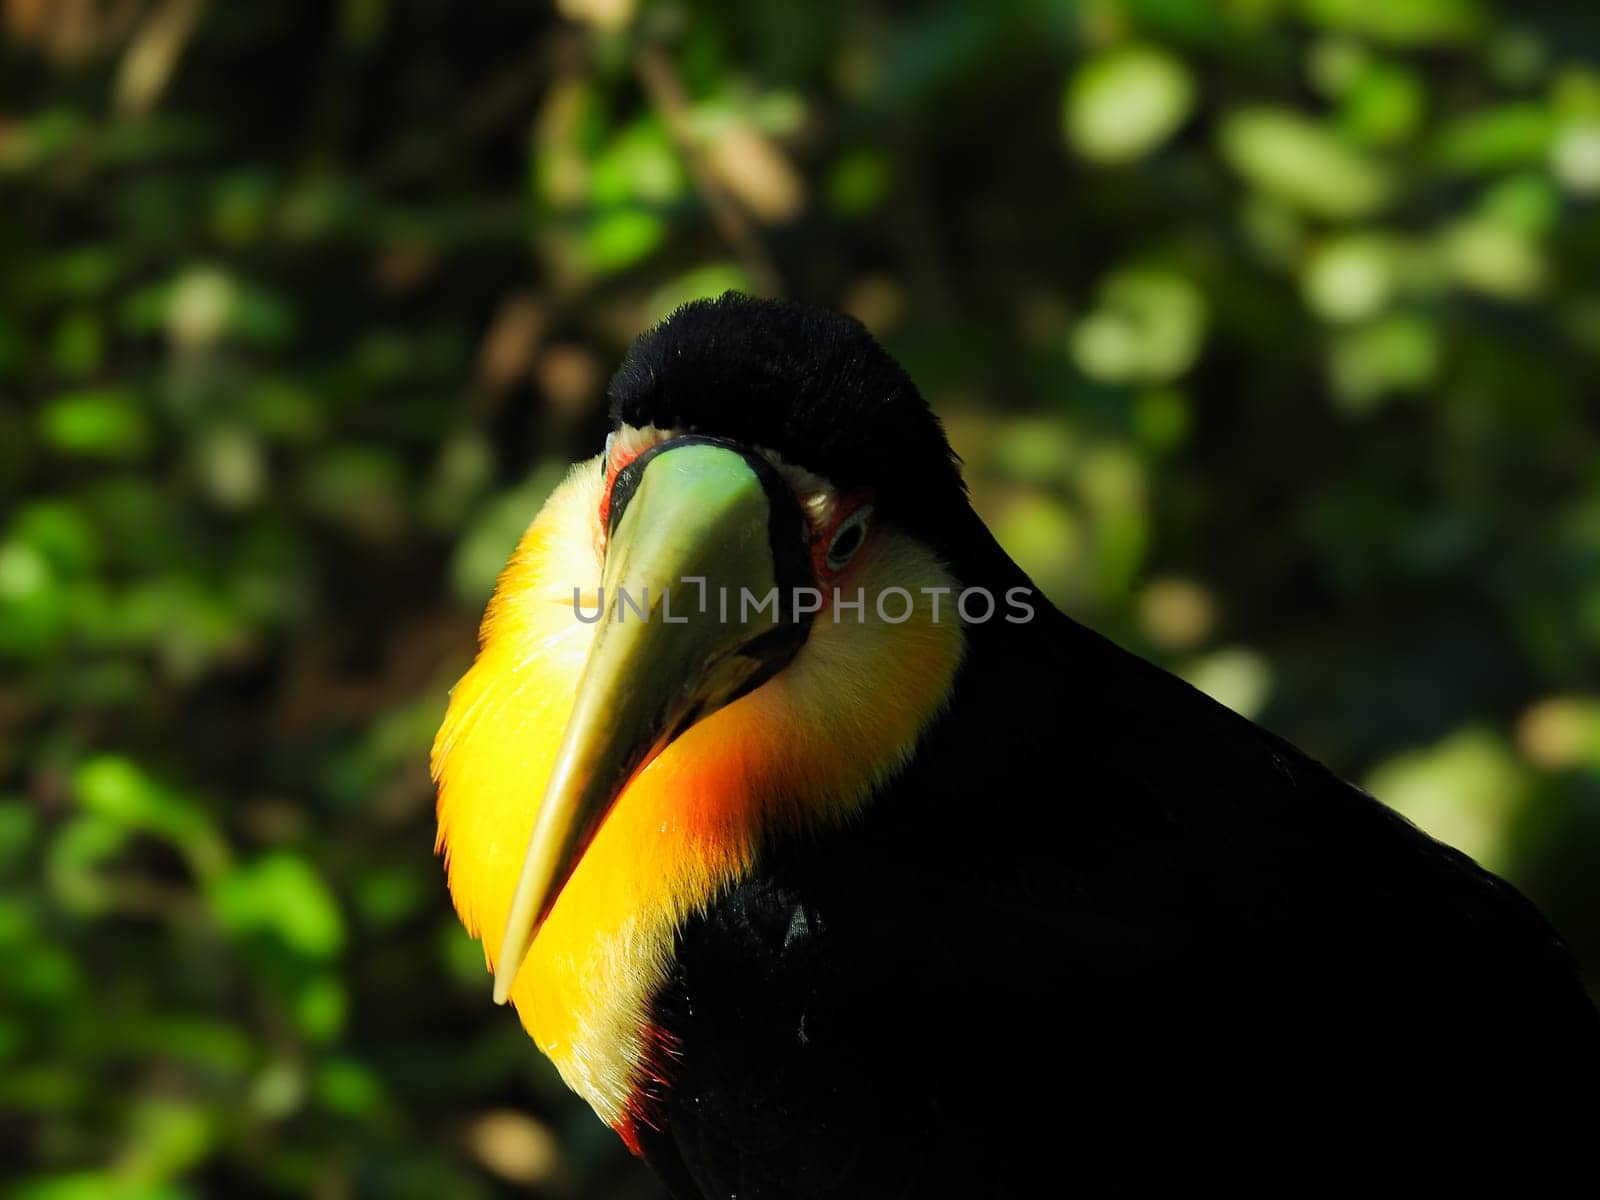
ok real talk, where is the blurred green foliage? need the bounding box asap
[4,0,1600,1195]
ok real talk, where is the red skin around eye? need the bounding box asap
[812,494,873,582]
[598,444,646,532]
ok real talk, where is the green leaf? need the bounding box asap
[1552,119,1600,197]
[1440,218,1546,301]
[581,209,665,274]
[1071,268,1208,385]
[209,852,345,960]
[990,494,1082,604]
[44,815,127,914]
[1220,107,1392,219]
[1337,62,1426,145]
[1131,388,1191,453]
[589,119,684,207]
[293,973,347,1041]
[1433,102,1553,172]
[1298,0,1484,46]
[1065,46,1196,165]
[1477,174,1559,235]
[314,1057,388,1117]
[644,265,753,325]
[122,1099,219,1182]
[0,108,88,174]
[39,389,150,459]
[165,268,237,348]
[1181,647,1273,719]
[990,417,1078,487]
[1301,233,1401,323]
[0,541,68,657]
[827,150,890,215]
[1327,312,1440,410]
[1366,730,1527,871]
[73,757,221,870]
[8,1174,189,1200]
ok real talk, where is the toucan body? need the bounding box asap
[433,296,1599,1196]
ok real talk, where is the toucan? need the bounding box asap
[433,294,1599,1196]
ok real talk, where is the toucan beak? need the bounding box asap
[492,440,810,1003]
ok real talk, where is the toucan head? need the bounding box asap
[432,294,983,1124]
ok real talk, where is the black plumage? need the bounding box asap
[609,296,967,539]
[608,296,1600,1194]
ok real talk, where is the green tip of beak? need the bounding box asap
[491,442,808,1004]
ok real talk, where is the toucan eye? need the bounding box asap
[825,505,873,571]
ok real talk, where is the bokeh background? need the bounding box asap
[5,0,1600,1195]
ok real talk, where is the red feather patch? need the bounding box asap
[613,1019,684,1157]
